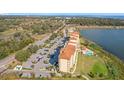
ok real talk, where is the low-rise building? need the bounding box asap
[82,47,94,56]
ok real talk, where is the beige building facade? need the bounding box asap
[59,31,79,73]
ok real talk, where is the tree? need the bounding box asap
[27,45,39,53]
[0,49,8,59]
[15,50,31,62]
[0,26,7,32]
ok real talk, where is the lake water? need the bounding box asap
[80,29,124,60]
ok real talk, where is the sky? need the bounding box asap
[0,0,124,14]
[2,13,124,16]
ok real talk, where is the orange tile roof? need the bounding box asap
[70,37,77,41]
[68,41,76,44]
[72,32,79,34]
[71,34,79,37]
[59,31,79,61]
[60,44,76,60]
[70,32,79,36]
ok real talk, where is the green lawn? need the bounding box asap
[75,53,84,74]
[91,62,108,76]
[75,52,108,79]
[77,37,124,79]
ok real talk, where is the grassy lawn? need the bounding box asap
[91,61,108,76]
[77,36,124,79]
[75,52,108,79]
[32,33,49,40]
[22,67,32,70]
[75,52,84,74]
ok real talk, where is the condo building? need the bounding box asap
[59,31,79,73]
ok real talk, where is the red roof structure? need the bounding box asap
[59,31,79,60]
[60,44,75,60]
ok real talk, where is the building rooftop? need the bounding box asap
[70,37,77,40]
[70,32,79,37]
[59,31,79,61]
[60,44,75,60]
[68,41,76,44]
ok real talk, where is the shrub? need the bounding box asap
[27,45,39,54]
[15,50,31,62]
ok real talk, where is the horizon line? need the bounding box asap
[1,13,124,16]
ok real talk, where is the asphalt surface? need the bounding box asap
[0,55,15,68]
[22,36,66,78]
[0,26,66,78]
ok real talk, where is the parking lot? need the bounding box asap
[22,35,67,78]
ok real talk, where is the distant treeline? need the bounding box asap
[66,18,124,26]
[0,17,63,59]
[0,18,63,32]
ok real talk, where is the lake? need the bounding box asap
[80,29,124,60]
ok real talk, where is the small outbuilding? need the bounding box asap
[82,47,94,56]
[14,65,22,71]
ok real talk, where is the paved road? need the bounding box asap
[82,75,90,80]
[0,55,15,68]
[34,34,51,46]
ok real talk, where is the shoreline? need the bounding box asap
[79,30,124,62]
[79,35,124,79]
[75,25,124,30]
[78,29,124,61]
[82,37,123,62]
